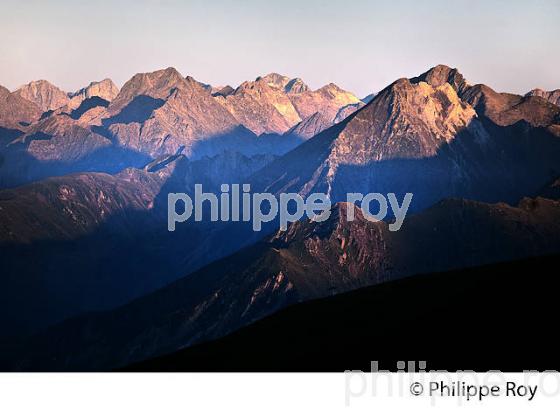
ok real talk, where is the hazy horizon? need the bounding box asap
[1,0,559,97]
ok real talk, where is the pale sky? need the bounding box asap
[0,0,558,98]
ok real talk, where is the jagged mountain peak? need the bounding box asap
[411,64,469,95]
[254,64,560,222]
[100,67,254,159]
[185,76,211,91]
[221,72,360,134]
[317,82,344,94]
[258,73,291,88]
[526,88,560,107]
[0,84,43,128]
[311,82,361,108]
[462,83,560,127]
[212,85,235,97]
[253,71,491,207]
[19,79,61,89]
[119,67,185,93]
[65,79,120,112]
[70,78,119,101]
[409,66,560,128]
[329,76,477,160]
[251,73,310,94]
[14,79,70,112]
[108,67,191,114]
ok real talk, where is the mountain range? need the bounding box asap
[1,64,559,370]
[255,65,560,212]
[0,68,364,188]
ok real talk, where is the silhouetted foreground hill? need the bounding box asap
[125,254,560,372]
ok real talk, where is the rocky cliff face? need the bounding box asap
[414,65,560,130]
[0,85,42,129]
[411,64,470,95]
[216,73,304,135]
[14,80,70,112]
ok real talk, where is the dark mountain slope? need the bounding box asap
[7,196,560,371]
[0,158,205,336]
[126,253,560,372]
[0,150,280,338]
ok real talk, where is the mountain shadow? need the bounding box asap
[123,254,560,372]
[0,126,24,146]
[103,95,165,126]
[69,96,110,120]
[0,154,274,340]
[0,142,152,189]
